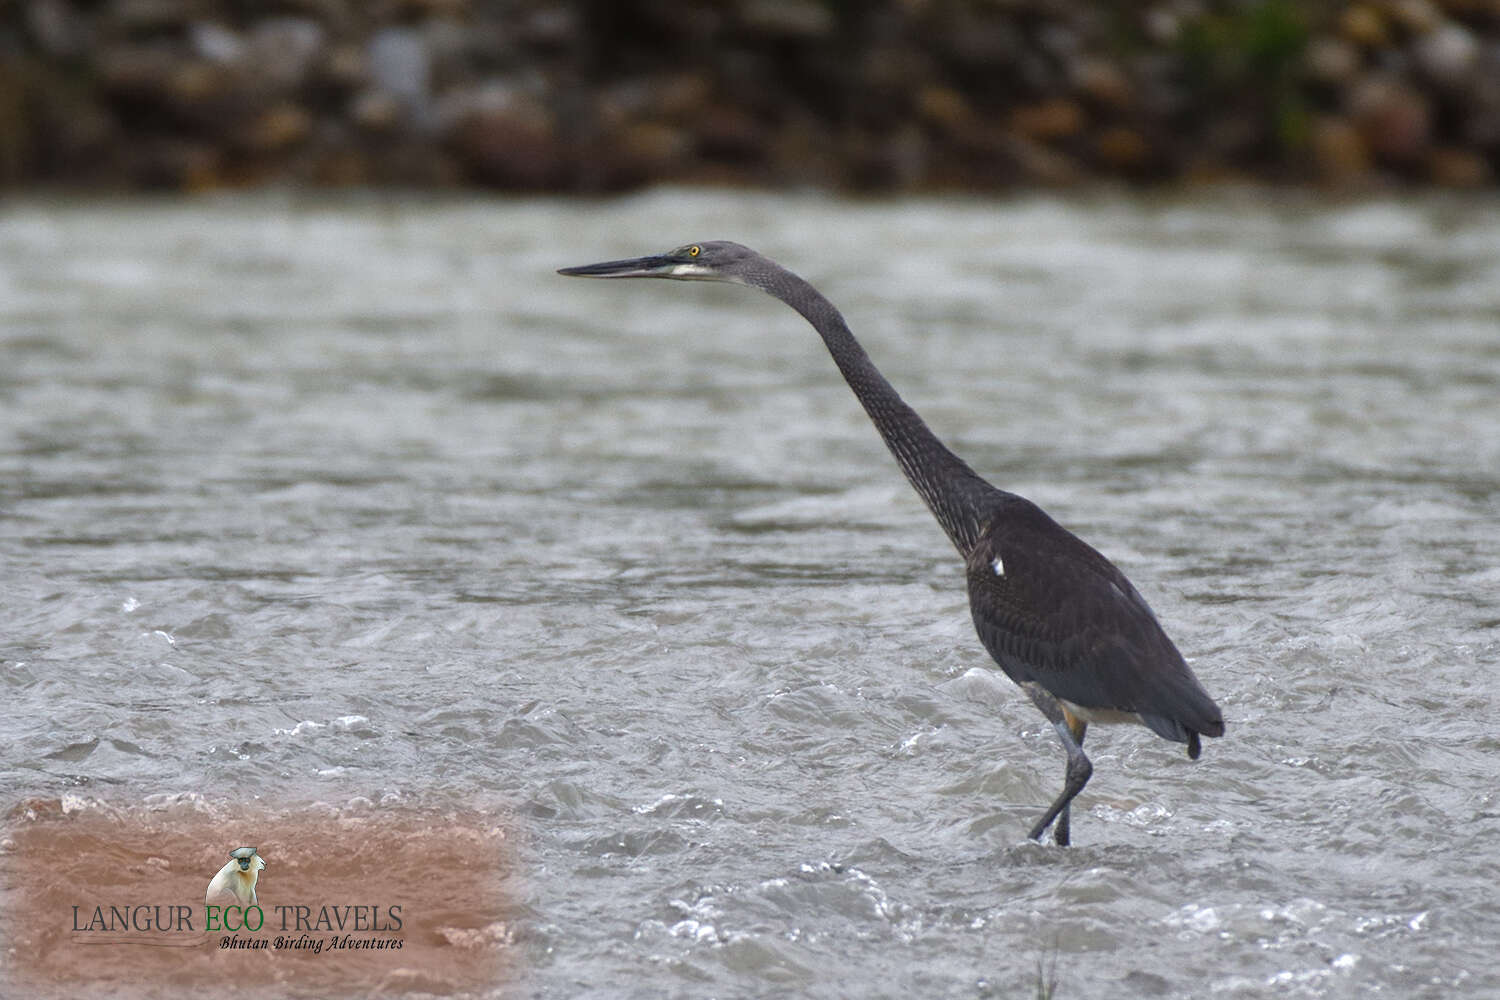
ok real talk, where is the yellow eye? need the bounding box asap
[689,245,701,257]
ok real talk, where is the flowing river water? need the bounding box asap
[1,190,1497,998]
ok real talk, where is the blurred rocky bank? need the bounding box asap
[3,0,1499,192]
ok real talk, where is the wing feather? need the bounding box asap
[966,495,1223,742]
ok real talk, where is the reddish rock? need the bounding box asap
[1094,126,1149,170]
[916,85,971,132]
[1010,98,1085,141]
[1388,0,1442,34]
[350,89,402,132]
[1304,37,1362,86]
[1428,146,1490,186]
[1002,132,1083,185]
[1311,116,1371,183]
[1349,77,1432,164]
[1071,56,1132,109]
[654,73,711,121]
[614,121,691,173]
[448,102,560,188]
[695,104,768,163]
[97,46,175,103]
[167,61,231,106]
[322,44,368,91]
[1340,6,1389,48]
[241,103,312,153]
[126,138,223,190]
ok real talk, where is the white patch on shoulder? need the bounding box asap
[669,263,713,278]
[991,554,1005,576]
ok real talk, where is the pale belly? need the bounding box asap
[1060,701,1142,726]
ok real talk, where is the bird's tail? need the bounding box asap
[1139,670,1225,759]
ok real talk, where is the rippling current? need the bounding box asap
[1,191,1497,998]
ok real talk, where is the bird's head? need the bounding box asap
[558,241,757,284]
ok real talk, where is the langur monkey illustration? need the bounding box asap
[206,846,265,906]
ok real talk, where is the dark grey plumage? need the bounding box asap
[559,240,1224,845]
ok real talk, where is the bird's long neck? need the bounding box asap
[749,261,995,556]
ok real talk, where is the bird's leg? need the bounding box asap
[1020,684,1093,846]
[1053,710,1088,847]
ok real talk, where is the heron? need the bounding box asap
[558,240,1224,846]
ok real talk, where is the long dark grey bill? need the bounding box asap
[557,255,670,278]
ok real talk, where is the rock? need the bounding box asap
[26,0,86,58]
[1143,7,1180,45]
[655,74,712,120]
[695,104,768,162]
[1462,71,1500,148]
[350,89,402,132]
[836,125,931,190]
[1181,159,1254,185]
[447,95,560,188]
[1,62,106,184]
[1388,0,1441,35]
[946,11,1025,68]
[189,22,244,65]
[1201,116,1262,160]
[1310,116,1370,183]
[1071,56,1132,109]
[738,0,835,39]
[10,0,1500,192]
[431,80,517,135]
[167,60,230,106]
[916,85,971,132]
[1002,132,1083,185]
[245,18,325,94]
[1414,23,1478,87]
[1428,146,1489,186]
[518,6,577,49]
[125,138,222,190]
[321,44,368,91]
[1305,37,1362,86]
[97,46,175,102]
[1094,126,1149,170]
[880,124,932,190]
[765,114,842,188]
[1349,76,1431,164]
[422,17,474,87]
[307,149,371,187]
[240,103,312,153]
[1010,98,1085,141]
[392,0,469,17]
[859,45,934,96]
[1340,6,1388,48]
[106,0,198,36]
[367,27,431,112]
[612,121,692,176]
[594,80,652,130]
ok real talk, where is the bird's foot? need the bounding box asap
[1027,813,1070,846]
